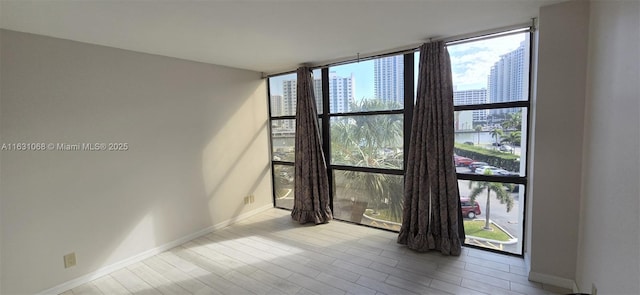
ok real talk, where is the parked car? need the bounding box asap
[492,142,502,147]
[454,155,474,167]
[279,171,294,183]
[460,197,481,219]
[506,183,520,193]
[468,162,488,172]
[499,145,514,152]
[475,165,510,176]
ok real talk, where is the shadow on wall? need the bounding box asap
[202,120,268,202]
[87,78,266,271]
[88,77,270,283]
[0,29,269,294]
[201,84,272,226]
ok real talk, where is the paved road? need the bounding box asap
[457,166,523,254]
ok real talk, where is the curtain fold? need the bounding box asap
[397,41,465,255]
[291,67,333,224]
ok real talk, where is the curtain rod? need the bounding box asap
[264,20,536,78]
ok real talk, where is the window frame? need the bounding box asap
[450,29,533,256]
[266,27,534,256]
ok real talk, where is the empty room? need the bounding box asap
[0,0,638,294]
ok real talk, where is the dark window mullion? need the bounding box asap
[267,78,277,207]
[331,165,404,176]
[330,109,404,117]
[403,52,414,171]
[456,173,527,185]
[272,160,294,166]
[271,115,296,120]
[321,68,333,212]
[454,101,529,112]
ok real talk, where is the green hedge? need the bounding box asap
[454,143,520,172]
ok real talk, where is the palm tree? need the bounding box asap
[331,99,404,222]
[502,111,522,131]
[468,170,514,230]
[489,128,503,148]
[474,125,483,145]
[501,131,522,149]
[341,170,404,222]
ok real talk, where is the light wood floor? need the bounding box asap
[61,209,571,295]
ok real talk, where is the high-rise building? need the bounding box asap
[453,89,488,123]
[487,40,530,116]
[374,56,404,107]
[313,77,322,113]
[454,111,474,131]
[328,72,354,113]
[282,79,297,115]
[281,80,297,130]
[270,95,283,117]
[280,73,354,129]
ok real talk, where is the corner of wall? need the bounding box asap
[529,0,590,286]
[0,26,4,295]
[524,21,540,275]
[528,271,577,291]
[574,1,640,294]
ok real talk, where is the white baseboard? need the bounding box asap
[38,204,273,295]
[529,271,577,291]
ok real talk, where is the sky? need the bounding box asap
[269,32,527,98]
[448,33,527,91]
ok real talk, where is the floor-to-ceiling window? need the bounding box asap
[267,28,532,256]
[446,29,532,255]
[327,54,411,230]
[268,70,323,210]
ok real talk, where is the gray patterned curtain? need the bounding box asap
[397,41,465,255]
[291,67,333,224]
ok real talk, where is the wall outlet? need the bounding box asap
[591,283,597,295]
[244,195,255,205]
[63,253,76,268]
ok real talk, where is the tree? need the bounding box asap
[490,128,503,147]
[502,111,522,131]
[331,99,404,222]
[468,170,514,230]
[474,125,483,145]
[501,131,521,148]
[341,170,404,222]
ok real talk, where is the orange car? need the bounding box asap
[454,155,474,167]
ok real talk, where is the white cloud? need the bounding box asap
[448,34,526,90]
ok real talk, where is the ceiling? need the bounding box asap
[0,0,562,74]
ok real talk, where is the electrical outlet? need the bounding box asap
[63,253,76,268]
[250,195,255,203]
[591,283,597,295]
[243,196,249,204]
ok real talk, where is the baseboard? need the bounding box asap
[524,254,580,292]
[38,203,273,295]
[529,271,577,291]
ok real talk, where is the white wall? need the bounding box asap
[0,29,271,294]
[0,16,3,295]
[528,0,590,284]
[576,1,640,294]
